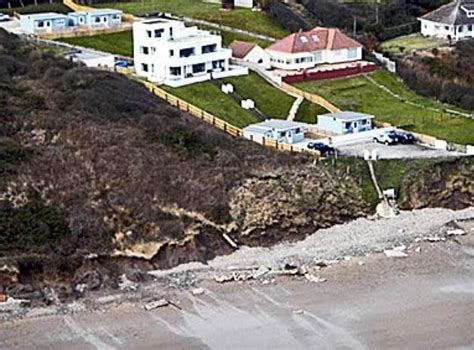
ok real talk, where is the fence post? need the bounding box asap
[212,116,215,125]
[263,137,265,147]
[224,124,227,132]
[201,110,204,119]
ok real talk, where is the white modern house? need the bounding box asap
[243,119,308,145]
[419,0,474,41]
[133,18,248,87]
[265,27,363,71]
[229,40,271,68]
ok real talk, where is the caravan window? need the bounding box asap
[94,17,101,23]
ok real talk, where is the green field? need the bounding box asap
[0,3,70,15]
[94,0,288,38]
[222,73,295,120]
[295,70,474,145]
[161,81,259,129]
[59,30,133,57]
[57,25,271,58]
[161,72,325,128]
[295,100,329,124]
[381,34,445,54]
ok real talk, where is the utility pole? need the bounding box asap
[375,0,380,24]
[353,16,357,38]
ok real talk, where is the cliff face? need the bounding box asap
[399,157,474,210]
[0,30,370,297]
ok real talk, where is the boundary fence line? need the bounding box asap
[139,80,320,156]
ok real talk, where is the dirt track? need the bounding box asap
[2,216,473,349]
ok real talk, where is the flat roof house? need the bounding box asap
[266,27,363,71]
[419,0,474,41]
[20,12,68,34]
[133,18,248,87]
[85,9,122,28]
[317,111,374,135]
[243,119,308,145]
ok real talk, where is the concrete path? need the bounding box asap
[287,96,304,121]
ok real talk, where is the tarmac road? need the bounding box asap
[2,236,473,350]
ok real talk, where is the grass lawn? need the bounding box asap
[222,73,294,120]
[295,70,474,145]
[0,3,70,15]
[59,30,133,57]
[94,0,288,38]
[198,25,272,48]
[295,100,329,124]
[56,26,271,57]
[161,72,327,128]
[161,81,259,129]
[381,34,445,54]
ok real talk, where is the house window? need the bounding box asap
[169,27,173,37]
[202,44,217,54]
[154,29,164,38]
[313,51,322,62]
[212,60,224,69]
[169,50,174,57]
[345,122,351,129]
[348,48,358,59]
[170,67,181,76]
[444,26,449,31]
[37,20,44,28]
[45,21,51,27]
[459,26,463,33]
[469,25,473,31]
[146,30,152,38]
[102,16,107,23]
[141,63,148,72]
[113,14,120,20]
[140,46,149,55]
[180,47,195,58]
[192,63,205,74]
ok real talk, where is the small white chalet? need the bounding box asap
[419,0,474,41]
[133,18,248,87]
[243,119,308,144]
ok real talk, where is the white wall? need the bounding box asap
[266,46,362,70]
[419,19,474,40]
[235,0,254,8]
[244,46,271,69]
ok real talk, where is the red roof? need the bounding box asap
[229,40,256,58]
[267,27,362,54]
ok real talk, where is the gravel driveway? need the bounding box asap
[337,141,461,159]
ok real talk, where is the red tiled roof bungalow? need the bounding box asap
[266,27,363,70]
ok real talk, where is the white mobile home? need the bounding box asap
[243,119,308,144]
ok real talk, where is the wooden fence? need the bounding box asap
[140,80,320,156]
[281,83,340,113]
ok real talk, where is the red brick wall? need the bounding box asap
[282,64,377,84]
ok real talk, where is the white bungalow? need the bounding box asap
[419,0,474,41]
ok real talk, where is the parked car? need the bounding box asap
[0,13,10,21]
[115,60,129,68]
[307,142,335,156]
[395,131,415,144]
[373,132,398,145]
